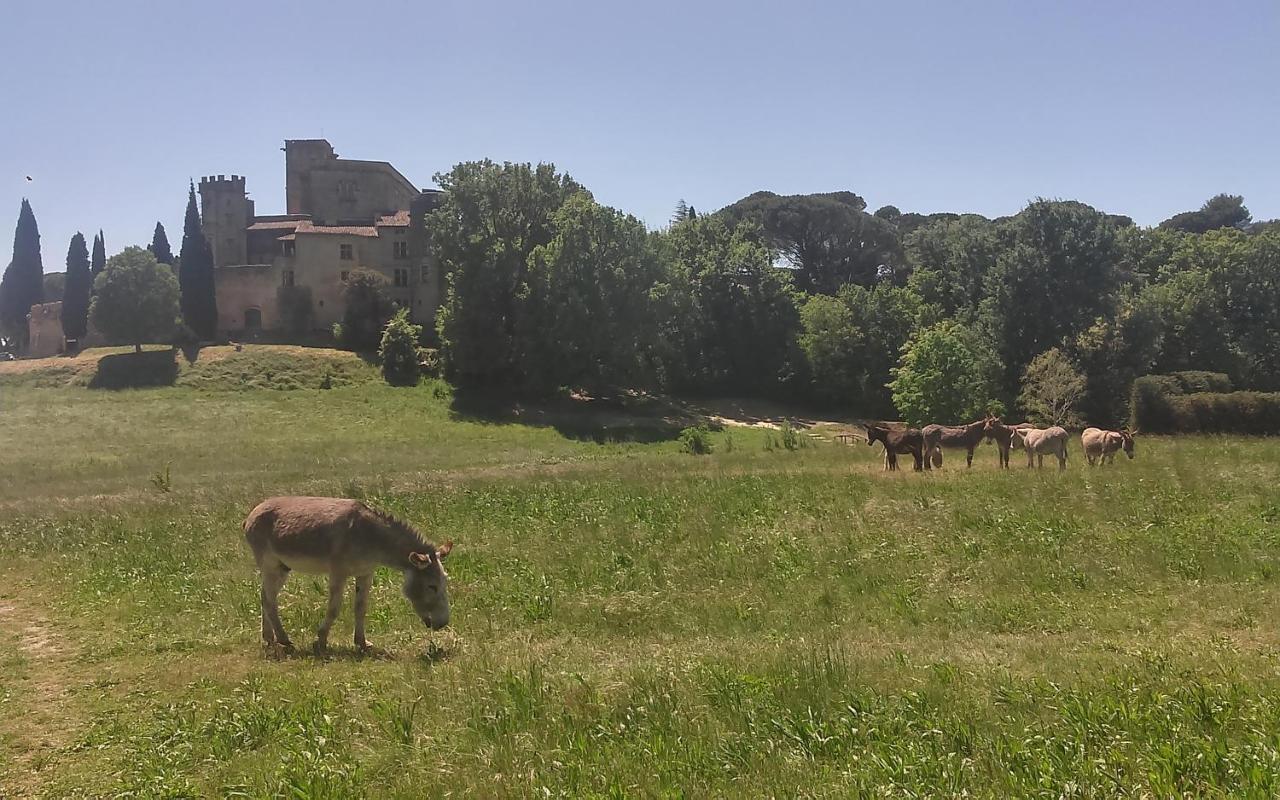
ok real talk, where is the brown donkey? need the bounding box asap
[922,419,988,468]
[863,424,927,471]
[244,496,454,654]
[982,417,1036,469]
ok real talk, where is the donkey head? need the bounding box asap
[405,541,454,630]
[1119,429,1137,459]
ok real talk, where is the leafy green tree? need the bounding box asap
[1069,292,1163,425]
[178,184,217,339]
[429,160,584,388]
[889,320,1002,425]
[149,222,174,265]
[89,246,180,353]
[0,199,45,347]
[1141,270,1238,377]
[338,269,395,352]
[379,307,423,386]
[980,200,1123,394]
[1018,348,1087,427]
[520,194,664,393]
[799,283,928,414]
[720,190,902,292]
[659,216,801,396]
[42,272,65,303]
[62,233,93,341]
[90,230,106,279]
[905,215,998,320]
[1159,194,1251,234]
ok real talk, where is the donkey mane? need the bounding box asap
[364,504,434,551]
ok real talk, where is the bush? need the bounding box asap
[340,270,394,352]
[679,425,714,455]
[277,285,314,336]
[1130,372,1235,431]
[379,309,423,386]
[1166,392,1280,434]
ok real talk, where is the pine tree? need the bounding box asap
[0,199,45,346]
[672,199,690,226]
[149,222,174,265]
[178,183,218,338]
[62,232,92,342]
[90,230,106,279]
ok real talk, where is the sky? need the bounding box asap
[2,0,1278,273]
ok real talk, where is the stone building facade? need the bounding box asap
[204,139,444,338]
[26,301,65,359]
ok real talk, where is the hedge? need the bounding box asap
[1130,372,1234,432]
[1164,392,1280,435]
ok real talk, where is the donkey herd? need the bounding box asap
[862,417,1138,472]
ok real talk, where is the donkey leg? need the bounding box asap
[353,573,374,651]
[261,566,292,650]
[914,450,924,471]
[966,447,974,468]
[315,572,346,654]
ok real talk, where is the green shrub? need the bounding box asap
[1131,372,1236,431]
[679,425,714,455]
[779,420,801,451]
[1167,392,1280,434]
[379,309,423,386]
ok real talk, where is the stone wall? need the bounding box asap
[26,301,64,358]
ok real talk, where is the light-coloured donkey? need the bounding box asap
[1010,426,1070,470]
[244,496,454,654]
[1081,427,1137,465]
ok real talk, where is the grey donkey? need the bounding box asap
[244,496,454,654]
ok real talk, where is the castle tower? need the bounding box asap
[199,175,253,267]
[284,139,337,217]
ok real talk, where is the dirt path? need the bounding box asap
[0,594,81,798]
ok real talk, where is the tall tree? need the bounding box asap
[90,230,106,279]
[980,200,1123,394]
[62,233,93,342]
[720,190,903,293]
[0,199,45,347]
[178,183,217,338]
[1159,194,1251,235]
[429,160,584,388]
[520,194,665,393]
[149,222,174,265]
[889,320,1003,426]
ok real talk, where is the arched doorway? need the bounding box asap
[244,307,262,330]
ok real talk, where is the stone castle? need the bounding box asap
[202,139,444,337]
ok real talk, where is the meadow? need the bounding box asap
[4,348,1280,797]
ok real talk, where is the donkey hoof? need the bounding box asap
[355,640,374,653]
[312,641,329,656]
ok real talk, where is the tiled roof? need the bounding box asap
[376,210,411,227]
[293,222,379,237]
[247,220,305,231]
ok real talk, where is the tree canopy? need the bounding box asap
[89,246,180,353]
[0,199,45,346]
[62,233,93,341]
[178,184,217,339]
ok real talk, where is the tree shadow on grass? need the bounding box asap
[88,350,179,389]
[448,386,694,444]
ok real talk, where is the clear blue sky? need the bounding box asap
[3,0,1277,273]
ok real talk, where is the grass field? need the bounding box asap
[4,348,1280,797]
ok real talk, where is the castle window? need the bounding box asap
[281,240,295,257]
[282,270,295,288]
[394,268,409,287]
[340,270,349,282]
[340,243,353,261]
[393,240,409,259]
[420,265,430,282]
[337,179,357,200]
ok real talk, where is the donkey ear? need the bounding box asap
[409,551,434,569]
[436,540,454,559]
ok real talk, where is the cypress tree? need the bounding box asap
[178,183,218,338]
[0,199,45,346]
[149,222,174,266]
[62,232,92,342]
[90,230,106,279]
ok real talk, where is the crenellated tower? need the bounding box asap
[199,174,254,267]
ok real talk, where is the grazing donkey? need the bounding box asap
[922,419,989,468]
[1009,426,1070,470]
[863,424,927,472]
[982,418,1036,469]
[1081,427,1137,465]
[244,496,454,653]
